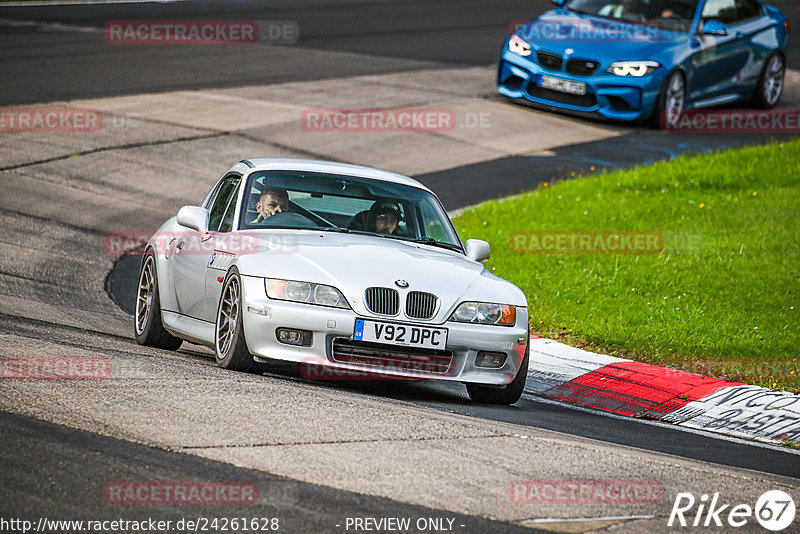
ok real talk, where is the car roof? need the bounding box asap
[238,158,433,193]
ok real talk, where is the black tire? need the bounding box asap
[466,340,529,405]
[134,252,183,350]
[214,268,263,374]
[751,53,785,109]
[652,69,686,129]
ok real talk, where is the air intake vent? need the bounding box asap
[365,287,400,315]
[405,291,438,319]
[331,339,453,375]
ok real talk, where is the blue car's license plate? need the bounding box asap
[538,75,587,96]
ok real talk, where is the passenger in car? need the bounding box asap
[600,0,646,21]
[250,188,290,223]
[367,202,402,235]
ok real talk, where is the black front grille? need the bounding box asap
[365,287,399,315]
[405,291,437,319]
[536,51,563,71]
[526,83,597,108]
[331,339,453,375]
[566,59,599,76]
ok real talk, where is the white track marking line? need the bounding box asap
[0,17,101,32]
[520,515,655,524]
[523,393,800,455]
[1,0,185,7]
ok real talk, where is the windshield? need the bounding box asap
[238,170,463,250]
[566,0,699,31]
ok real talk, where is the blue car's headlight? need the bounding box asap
[449,302,516,326]
[265,278,349,309]
[508,34,532,57]
[607,61,660,77]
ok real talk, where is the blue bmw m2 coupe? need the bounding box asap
[498,0,789,126]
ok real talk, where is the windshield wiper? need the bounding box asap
[320,226,350,233]
[410,237,463,252]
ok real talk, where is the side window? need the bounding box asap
[701,0,737,25]
[208,177,239,232]
[218,182,241,233]
[734,0,761,22]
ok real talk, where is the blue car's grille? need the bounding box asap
[566,59,600,76]
[536,51,563,71]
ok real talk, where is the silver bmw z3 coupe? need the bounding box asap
[134,159,529,404]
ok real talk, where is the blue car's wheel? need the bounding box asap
[752,53,784,109]
[655,70,686,129]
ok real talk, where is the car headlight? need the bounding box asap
[508,34,532,57]
[607,61,660,77]
[449,302,516,326]
[265,278,349,309]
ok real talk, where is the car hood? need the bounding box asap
[518,9,687,60]
[232,230,527,320]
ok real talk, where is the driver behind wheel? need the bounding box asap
[250,188,289,223]
[367,202,402,235]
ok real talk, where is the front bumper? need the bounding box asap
[239,275,529,385]
[497,48,664,122]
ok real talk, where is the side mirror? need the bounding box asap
[465,239,491,262]
[177,206,210,233]
[551,0,566,5]
[702,20,728,36]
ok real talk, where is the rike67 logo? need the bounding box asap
[668,490,795,531]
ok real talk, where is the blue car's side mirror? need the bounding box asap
[702,20,729,36]
[551,0,566,5]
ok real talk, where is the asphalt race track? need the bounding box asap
[0,0,797,104]
[1,1,799,533]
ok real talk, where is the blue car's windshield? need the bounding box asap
[566,0,699,32]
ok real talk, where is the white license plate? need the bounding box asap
[538,75,587,95]
[354,319,447,350]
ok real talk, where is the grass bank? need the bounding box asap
[453,140,800,391]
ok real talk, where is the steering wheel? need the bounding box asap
[255,211,319,228]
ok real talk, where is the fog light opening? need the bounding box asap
[276,328,312,347]
[475,351,507,369]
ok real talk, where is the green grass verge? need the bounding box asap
[453,139,800,392]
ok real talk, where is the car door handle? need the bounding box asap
[176,240,185,250]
